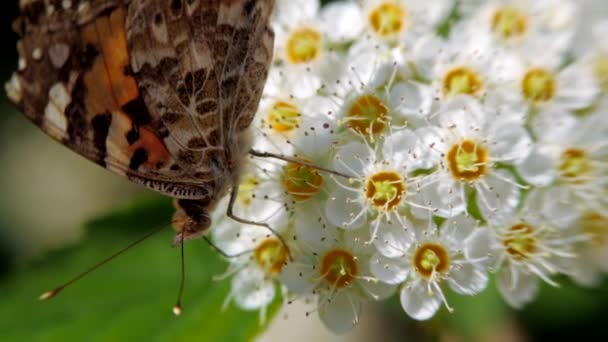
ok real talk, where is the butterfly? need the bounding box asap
[6,0,277,248]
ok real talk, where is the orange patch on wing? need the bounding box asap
[129,127,172,170]
[81,7,138,117]
[105,111,171,171]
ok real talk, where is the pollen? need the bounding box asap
[369,2,407,38]
[283,161,324,201]
[559,148,592,183]
[286,27,322,64]
[447,140,490,180]
[522,68,556,103]
[502,224,537,261]
[593,55,608,92]
[237,175,260,208]
[443,67,484,97]
[365,171,406,211]
[320,249,358,288]
[346,94,389,135]
[254,238,289,275]
[268,101,301,133]
[413,243,450,279]
[491,7,528,40]
[581,213,608,246]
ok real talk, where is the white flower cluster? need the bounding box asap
[212,0,608,334]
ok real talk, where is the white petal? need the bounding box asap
[320,2,364,41]
[497,265,540,309]
[441,213,477,245]
[489,122,532,163]
[383,129,421,170]
[325,187,367,229]
[410,178,466,219]
[276,0,319,24]
[556,64,599,110]
[533,187,581,229]
[448,263,489,296]
[390,81,433,120]
[370,253,409,285]
[437,95,485,136]
[318,291,362,334]
[516,146,558,187]
[531,109,579,145]
[295,206,339,250]
[373,219,415,258]
[333,141,373,176]
[232,268,275,310]
[476,170,520,224]
[280,260,318,295]
[358,264,398,300]
[465,227,495,266]
[400,281,442,321]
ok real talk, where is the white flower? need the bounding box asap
[565,212,608,287]
[211,201,290,320]
[581,21,608,94]
[325,56,432,138]
[281,216,395,334]
[410,33,522,102]
[494,53,598,114]
[516,110,608,216]
[273,0,364,97]
[326,137,432,242]
[370,215,490,320]
[411,96,531,221]
[360,0,453,45]
[487,190,585,308]
[458,0,578,62]
[253,68,339,158]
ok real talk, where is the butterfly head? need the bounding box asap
[171,199,213,245]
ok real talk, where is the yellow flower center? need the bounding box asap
[413,243,450,278]
[593,55,608,92]
[286,27,322,64]
[443,67,484,97]
[254,239,289,275]
[581,213,608,246]
[237,175,259,208]
[365,171,406,211]
[268,101,300,133]
[447,140,490,180]
[320,249,358,288]
[346,94,389,135]
[522,68,556,103]
[491,7,528,40]
[559,148,592,183]
[369,2,407,38]
[502,224,537,261]
[283,161,324,201]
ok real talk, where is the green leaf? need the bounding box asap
[0,196,279,342]
[439,276,510,339]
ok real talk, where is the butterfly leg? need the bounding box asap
[226,184,292,260]
[249,149,353,178]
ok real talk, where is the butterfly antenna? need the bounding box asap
[173,234,186,316]
[39,223,169,301]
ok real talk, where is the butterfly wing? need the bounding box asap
[126,0,275,196]
[7,0,275,200]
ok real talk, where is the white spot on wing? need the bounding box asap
[49,43,70,69]
[43,83,71,139]
[5,73,23,103]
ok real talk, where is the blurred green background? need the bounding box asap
[0,1,607,341]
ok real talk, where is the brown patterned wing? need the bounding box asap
[6,0,275,200]
[125,0,275,197]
